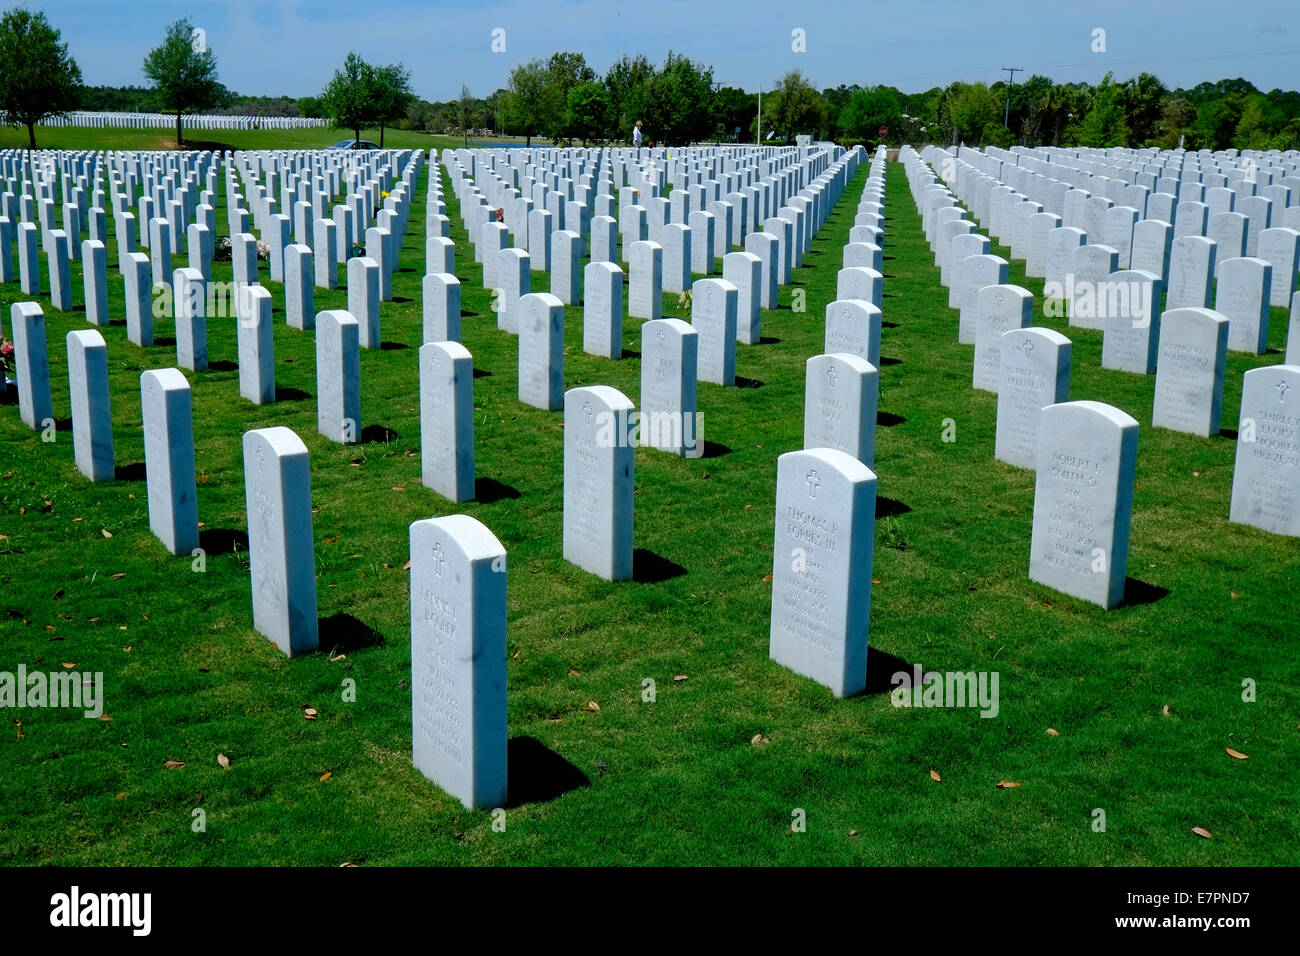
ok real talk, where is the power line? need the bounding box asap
[1001,67,1022,128]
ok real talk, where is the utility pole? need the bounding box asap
[1002,66,1022,129]
[757,88,762,145]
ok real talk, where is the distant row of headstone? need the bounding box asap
[899,141,1299,613]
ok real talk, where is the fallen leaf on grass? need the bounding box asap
[116,792,126,800]
[1046,728,1060,737]
[319,772,332,782]
[303,708,318,720]
[751,733,771,745]
[61,662,75,669]
[163,760,185,769]
[98,714,112,721]
[1162,704,1171,717]
[216,753,231,769]
[673,674,688,682]
[329,654,346,663]
[849,829,858,837]
[995,780,1020,789]
[567,669,580,677]
[110,573,125,580]
[339,861,357,867]
[583,701,600,712]
[929,769,941,782]
[402,559,411,570]
[1192,826,1213,839]
[1226,748,1249,760]
[101,529,112,538]
[762,573,773,582]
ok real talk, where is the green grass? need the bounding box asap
[1,129,1297,866]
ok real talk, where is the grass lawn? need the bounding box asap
[1,128,1296,866]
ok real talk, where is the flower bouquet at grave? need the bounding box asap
[214,236,233,262]
[256,240,271,261]
[1,338,15,399]
[351,243,365,258]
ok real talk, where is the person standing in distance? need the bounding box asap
[633,119,644,148]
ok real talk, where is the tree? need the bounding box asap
[142,18,224,147]
[321,52,376,146]
[711,86,758,143]
[839,86,901,143]
[541,52,596,142]
[566,82,611,145]
[504,58,547,145]
[1076,72,1130,147]
[767,70,824,142]
[0,7,82,149]
[639,52,714,145]
[604,54,655,141]
[372,63,413,147]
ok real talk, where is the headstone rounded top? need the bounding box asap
[777,446,878,486]
[1041,399,1139,431]
[1160,306,1228,327]
[173,266,203,282]
[520,291,564,310]
[565,384,634,415]
[243,424,309,459]
[348,255,379,268]
[978,283,1033,304]
[422,340,472,362]
[1004,326,1072,348]
[66,328,106,349]
[643,317,695,339]
[810,351,877,376]
[141,367,189,391]
[317,308,360,328]
[415,514,506,564]
[1112,268,1160,283]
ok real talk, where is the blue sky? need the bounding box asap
[34,0,1300,100]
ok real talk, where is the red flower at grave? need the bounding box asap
[496,207,504,222]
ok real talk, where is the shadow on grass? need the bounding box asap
[861,646,915,696]
[621,348,641,359]
[878,411,907,427]
[506,736,589,807]
[633,548,686,583]
[391,296,414,304]
[362,425,400,444]
[1220,428,1238,440]
[275,386,311,402]
[700,441,731,459]
[379,341,410,350]
[1120,578,1170,608]
[54,416,72,432]
[115,462,146,481]
[734,376,764,389]
[475,477,520,503]
[155,336,176,347]
[199,527,248,555]
[758,336,782,345]
[209,360,238,372]
[876,496,912,519]
[319,613,385,652]
[879,357,902,366]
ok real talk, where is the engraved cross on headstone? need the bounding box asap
[1020,338,1034,357]
[806,469,821,499]
[431,540,444,577]
[1280,380,1291,403]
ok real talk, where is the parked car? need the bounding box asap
[328,139,380,150]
